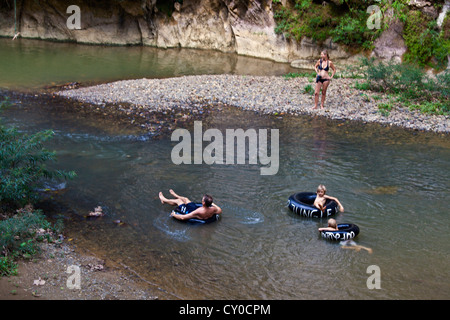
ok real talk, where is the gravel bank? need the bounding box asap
[0,241,178,300]
[56,74,449,133]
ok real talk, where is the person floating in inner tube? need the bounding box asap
[159,189,222,221]
[313,184,344,213]
[318,218,338,232]
[313,50,336,109]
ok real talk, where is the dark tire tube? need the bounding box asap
[287,192,339,218]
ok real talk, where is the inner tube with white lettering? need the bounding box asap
[172,202,219,224]
[320,224,360,241]
[287,192,339,218]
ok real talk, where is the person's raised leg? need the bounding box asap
[159,192,184,206]
[169,189,191,204]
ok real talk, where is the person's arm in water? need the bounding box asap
[171,209,201,221]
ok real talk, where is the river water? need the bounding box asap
[1,38,449,299]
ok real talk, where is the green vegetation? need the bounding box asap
[358,57,449,115]
[0,98,76,210]
[378,102,393,117]
[283,71,316,79]
[303,84,314,95]
[273,0,384,50]
[272,1,449,70]
[286,56,449,116]
[0,207,63,276]
[0,96,74,277]
[403,10,449,69]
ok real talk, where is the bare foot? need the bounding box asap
[159,192,165,204]
[169,189,177,197]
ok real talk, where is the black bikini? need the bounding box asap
[316,59,330,83]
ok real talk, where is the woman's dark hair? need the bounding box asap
[203,194,213,207]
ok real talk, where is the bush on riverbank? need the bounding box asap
[0,97,76,211]
[0,96,74,277]
[0,206,63,276]
[403,9,449,70]
[273,0,385,50]
[358,57,450,115]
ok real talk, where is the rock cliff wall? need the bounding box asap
[0,0,448,68]
[0,0,356,65]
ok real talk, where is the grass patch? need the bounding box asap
[0,207,64,277]
[283,71,316,79]
[378,102,393,116]
[303,84,314,95]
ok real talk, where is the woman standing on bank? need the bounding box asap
[313,50,336,109]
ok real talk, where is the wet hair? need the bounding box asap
[202,194,213,207]
[328,218,337,228]
[317,184,327,194]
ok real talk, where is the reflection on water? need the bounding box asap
[0,38,298,90]
[3,99,450,300]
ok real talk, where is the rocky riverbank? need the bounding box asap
[0,240,178,300]
[56,74,449,133]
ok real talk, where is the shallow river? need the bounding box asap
[1,39,449,299]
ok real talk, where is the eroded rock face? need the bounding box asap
[151,0,235,52]
[0,0,349,64]
[0,0,446,66]
[371,19,407,63]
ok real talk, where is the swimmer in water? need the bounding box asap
[318,218,339,232]
[159,189,222,221]
[313,184,344,213]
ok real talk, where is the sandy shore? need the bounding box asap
[55,74,449,133]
